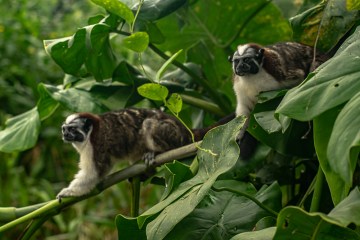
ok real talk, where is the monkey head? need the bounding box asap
[228,44,264,76]
[62,114,93,143]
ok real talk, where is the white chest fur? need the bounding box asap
[233,68,281,117]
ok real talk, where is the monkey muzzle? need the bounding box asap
[234,59,260,76]
[62,125,85,142]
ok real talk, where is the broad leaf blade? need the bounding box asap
[276,26,360,121]
[327,92,360,185]
[165,181,281,240]
[313,107,350,205]
[0,108,40,153]
[137,83,168,101]
[91,0,134,23]
[146,117,246,239]
[274,206,360,239]
[166,93,182,114]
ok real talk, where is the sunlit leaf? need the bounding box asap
[346,0,360,10]
[166,93,182,115]
[0,108,40,153]
[123,32,149,52]
[91,0,134,23]
[137,83,169,101]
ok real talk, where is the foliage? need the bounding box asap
[0,0,360,239]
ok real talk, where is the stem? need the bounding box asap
[310,166,324,212]
[180,94,225,117]
[131,0,144,33]
[130,177,141,217]
[212,187,278,217]
[148,43,230,113]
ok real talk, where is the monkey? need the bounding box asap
[228,42,329,142]
[229,42,328,119]
[57,108,233,200]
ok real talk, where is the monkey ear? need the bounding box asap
[228,55,233,62]
[257,48,265,60]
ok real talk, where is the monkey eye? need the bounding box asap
[243,57,251,63]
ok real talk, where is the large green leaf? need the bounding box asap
[135,117,245,237]
[274,189,360,239]
[42,84,108,113]
[290,0,358,51]
[276,26,360,121]
[313,107,350,205]
[145,117,245,239]
[44,29,87,75]
[132,0,187,21]
[91,0,134,23]
[84,24,116,81]
[327,92,360,185]
[230,227,276,240]
[164,181,281,240]
[0,107,40,153]
[37,84,59,121]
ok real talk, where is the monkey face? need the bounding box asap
[229,46,264,76]
[62,115,92,143]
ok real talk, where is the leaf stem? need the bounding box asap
[310,166,324,212]
[131,0,144,33]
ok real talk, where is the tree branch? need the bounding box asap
[0,141,200,233]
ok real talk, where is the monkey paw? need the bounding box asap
[56,188,76,202]
[143,152,155,167]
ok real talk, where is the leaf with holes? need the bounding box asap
[166,93,182,115]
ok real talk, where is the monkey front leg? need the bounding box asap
[57,169,100,201]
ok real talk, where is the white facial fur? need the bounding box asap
[233,67,280,117]
[65,113,80,124]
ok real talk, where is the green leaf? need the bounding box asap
[290,0,358,51]
[116,215,147,240]
[0,108,40,153]
[134,0,187,21]
[159,161,194,200]
[91,0,134,23]
[84,24,116,81]
[155,49,183,82]
[254,111,282,134]
[347,0,360,10]
[166,93,182,115]
[165,181,281,240]
[313,107,350,205]
[327,92,360,185]
[274,206,360,239]
[123,32,149,52]
[44,29,87,75]
[37,84,59,121]
[230,227,276,240]
[329,188,360,226]
[42,84,108,113]
[144,117,246,239]
[276,26,360,121]
[137,83,169,101]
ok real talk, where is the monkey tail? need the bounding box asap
[192,113,235,141]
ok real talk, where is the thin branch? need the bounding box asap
[0,141,200,233]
